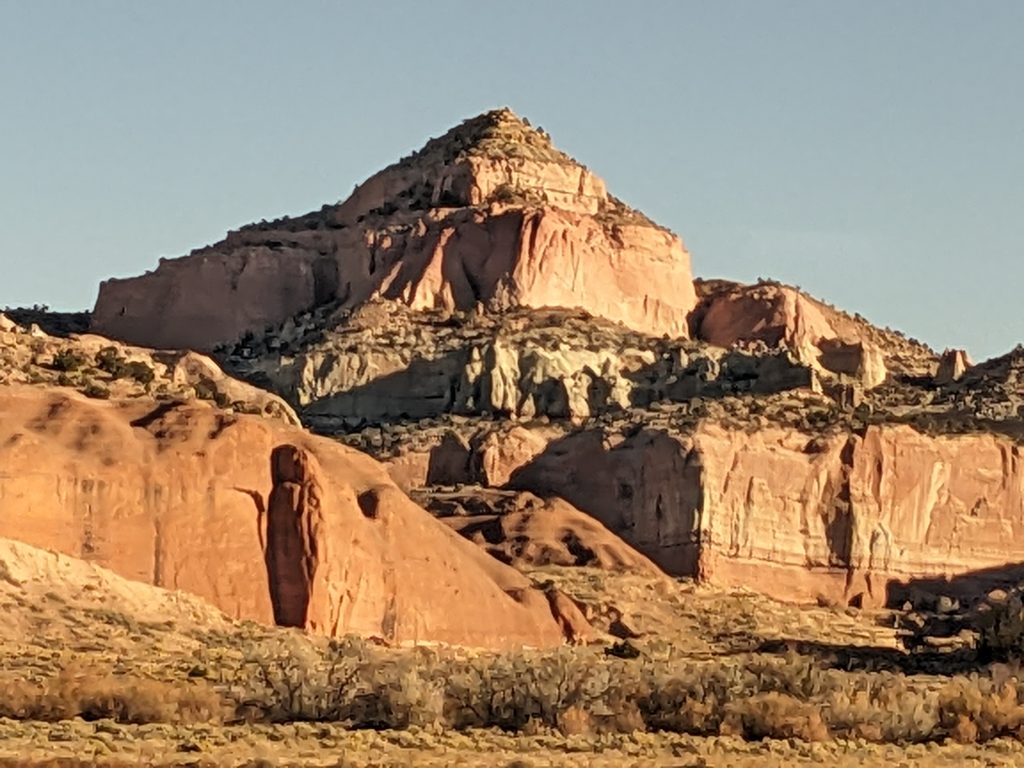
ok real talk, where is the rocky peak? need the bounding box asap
[91,111,697,351]
[322,107,657,228]
[397,108,572,169]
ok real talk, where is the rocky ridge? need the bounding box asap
[90,108,697,351]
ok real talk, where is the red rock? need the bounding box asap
[510,420,1024,607]
[91,110,697,351]
[0,385,586,649]
[694,280,937,385]
[935,348,973,385]
[434,490,667,577]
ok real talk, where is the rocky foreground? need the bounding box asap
[2,534,1024,766]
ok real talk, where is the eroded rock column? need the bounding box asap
[264,444,325,627]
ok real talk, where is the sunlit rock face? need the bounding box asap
[91,109,697,351]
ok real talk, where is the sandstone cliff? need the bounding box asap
[693,279,938,386]
[91,109,697,351]
[499,415,1024,608]
[0,384,588,649]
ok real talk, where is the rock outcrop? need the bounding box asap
[935,348,973,385]
[0,385,588,649]
[506,418,1024,607]
[0,536,231,644]
[693,280,938,386]
[415,488,666,577]
[0,314,299,425]
[220,303,838,432]
[91,109,697,351]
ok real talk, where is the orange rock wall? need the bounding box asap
[512,422,1024,605]
[0,386,578,649]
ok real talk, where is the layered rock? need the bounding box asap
[0,384,588,649]
[507,417,1024,607]
[221,303,833,432]
[91,109,697,351]
[693,279,938,386]
[416,488,666,577]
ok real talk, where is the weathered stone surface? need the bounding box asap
[509,419,1024,607]
[935,348,973,385]
[0,316,299,425]
[420,488,666,577]
[222,304,832,432]
[0,536,232,643]
[694,280,938,384]
[0,385,586,649]
[91,109,697,351]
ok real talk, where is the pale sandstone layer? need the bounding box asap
[221,304,834,432]
[91,109,697,351]
[506,420,1024,607]
[0,535,231,643]
[0,384,587,649]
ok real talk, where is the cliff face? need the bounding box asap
[693,280,938,384]
[505,420,1024,607]
[0,384,587,649]
[91,109,697,351]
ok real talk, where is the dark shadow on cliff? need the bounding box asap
[507,426,702,577]
[887,561,1024,610]
[302,349,475,425]
[753,637,981,676]
[300,345,624,427]
[4,307,91,337]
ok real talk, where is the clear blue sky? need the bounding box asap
[1,1,1021,360]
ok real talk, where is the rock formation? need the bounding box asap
[935,348,973,385]
[0,313,299,425]
[416,488,666,577]
[0,536,231,644]
[0,384,588,649]
[505,418,1024,607]
[91,109,697,351]
[692,279,937,386]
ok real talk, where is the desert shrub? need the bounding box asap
[977,592,1024,660]
[939,673,1024,742]
[0,665,223,724]
[722,692,829,741]
[51,349,87,372]
[823,672,939,743]
[229,634,364,722]
[95,346,130,379]
[125,360,155,385]
[193,377,230,407]
[82,382,110,399]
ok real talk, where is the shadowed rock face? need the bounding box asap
[91,109,697,351]
[504,420,1024,608]
[264,445,324,628]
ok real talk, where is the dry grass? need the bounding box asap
[0,663,223,725]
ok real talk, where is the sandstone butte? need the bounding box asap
[0,380,591,649]
[502,419,1024,608]
[90,109,698,351]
